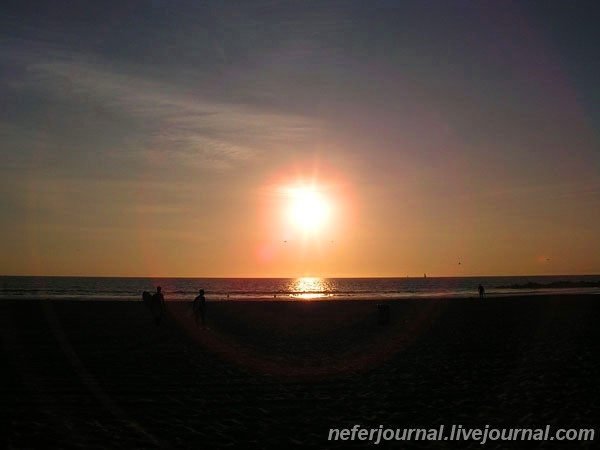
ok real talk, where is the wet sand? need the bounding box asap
[1,295,598,449]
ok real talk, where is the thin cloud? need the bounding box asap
[6,44,322,172]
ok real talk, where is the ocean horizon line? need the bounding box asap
[2,274,600,302]
[2,273,600,279]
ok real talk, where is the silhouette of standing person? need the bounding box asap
[152,286,166,325]
[193,289,206,328]
[478,284,485,299]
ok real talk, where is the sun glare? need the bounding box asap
[289,277,331,300]
[287,186,330,232]
[260,164,353,254]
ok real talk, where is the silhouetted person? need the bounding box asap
[478,284,485,299]
[193,289,206,327]
[152,286,166,325]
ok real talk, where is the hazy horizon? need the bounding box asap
[2,272,600,281]
[2,1,599,278]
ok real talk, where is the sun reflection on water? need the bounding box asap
[289,277,333,300]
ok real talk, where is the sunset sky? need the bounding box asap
[1,1,599,277]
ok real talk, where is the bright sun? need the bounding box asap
[287,186,330,232]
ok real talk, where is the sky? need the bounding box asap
[1,0,599,278]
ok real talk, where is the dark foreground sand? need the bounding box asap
[1,296,598,449]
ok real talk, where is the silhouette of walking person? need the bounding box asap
[193,289,206,328]
[152,286,166,325]
[478,284,485,299]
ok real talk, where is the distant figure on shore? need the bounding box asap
[478,284,485,299]
[152,286,166,325]
[193,289,206,327]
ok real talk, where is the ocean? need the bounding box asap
[1,275,599,301]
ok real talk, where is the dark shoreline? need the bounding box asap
[2,295,598,449]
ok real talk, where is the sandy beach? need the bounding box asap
[1,295,598,449]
